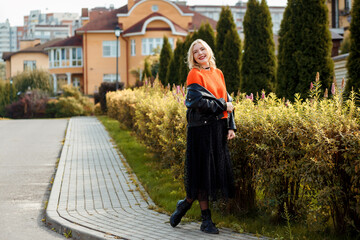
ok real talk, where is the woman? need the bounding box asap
[170,39,236,234]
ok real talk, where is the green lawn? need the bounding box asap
[98,115,352,240]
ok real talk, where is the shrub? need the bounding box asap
[106,78,360,234]
[99,82,124,113]
[94,103,102,116]
[53,97,85,118]
[5,89,49,119]
[45,85,94,118]
[13,69,53,94]
[0,82,17,117]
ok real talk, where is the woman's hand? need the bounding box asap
[226,102,234,112]
[227,130,236,140]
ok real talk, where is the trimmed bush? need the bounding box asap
[99,82,124,113]
[106,78,360,235]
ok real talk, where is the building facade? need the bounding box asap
[189,1,285,37]
[45,0,216,95]
[23,10,79,43]
[0,20,18,62]
[327,0,352,36]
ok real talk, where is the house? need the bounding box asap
[46,0,216,95]
[2,38,61,80]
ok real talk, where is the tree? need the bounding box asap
[141,58,152,82]
[276,0,334,100]
[216,6,242,94]
[345,0,360,94]
[197,22,216,53]
[166,39,183,85]
[241,0,276,95]
[158,36,173,85]
[179,34,195,85]
[13,69,53,94]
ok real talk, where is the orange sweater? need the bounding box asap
[186,68,228,119]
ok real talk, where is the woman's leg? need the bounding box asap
[170,197,193,227]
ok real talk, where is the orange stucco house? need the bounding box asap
[47,0,216,94]
[2,39,61,80]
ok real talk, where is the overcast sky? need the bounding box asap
[1,0,287,27]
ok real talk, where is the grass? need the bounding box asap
[98,115,354,240]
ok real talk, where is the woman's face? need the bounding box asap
[192,43,209,67]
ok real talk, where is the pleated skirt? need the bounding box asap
[184,119,235,201]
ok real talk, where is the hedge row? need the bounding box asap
[106,80,360,234]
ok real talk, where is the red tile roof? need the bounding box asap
[76,5,128,32]
[46,35,83,48]
[76,2,217,33]
[123,12,187,35]
[2,38,63,61]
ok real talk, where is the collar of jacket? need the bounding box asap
[187,83,233,102]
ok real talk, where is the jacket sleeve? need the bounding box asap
[186,87,227,114]
[227,92,237,131]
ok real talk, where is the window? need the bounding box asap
[72,47,82,66]
[152,5,159,12]
[103,40,120,57]
[49,47,82,68]
[103,74,120,82]
[141,38,174,55]
[131,39,136,56]
[24,61,36,71]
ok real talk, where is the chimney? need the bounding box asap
[128,0,136,10]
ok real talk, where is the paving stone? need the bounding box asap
[46,117,266,240]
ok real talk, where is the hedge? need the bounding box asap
[106,79,360,234]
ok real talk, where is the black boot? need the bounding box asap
[200,209,219,234]
[170,198,192,227]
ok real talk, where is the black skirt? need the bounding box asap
[184,119,235,201]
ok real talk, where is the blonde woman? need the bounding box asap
[170,39,236,234]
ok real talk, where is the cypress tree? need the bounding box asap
[276,0,334,100]
[241,0,276,95]
[216,6,242,94]
[179,34,194,85]
[158,36,173,85]
[345,0,360,94]
[141,58,152,81]
[166,39,183,85]
[197,22,216,53]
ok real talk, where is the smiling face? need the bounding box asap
[192,43,210,68]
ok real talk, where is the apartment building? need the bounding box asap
[23,10,79,42]
[0,20,18,62]
[189,0,285,37]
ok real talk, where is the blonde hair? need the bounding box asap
[187,39,216,70]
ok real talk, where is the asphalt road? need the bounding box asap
[0,119,68,240]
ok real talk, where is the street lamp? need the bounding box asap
[114,25,121,90]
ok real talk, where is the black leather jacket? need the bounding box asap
[185,83,236,131]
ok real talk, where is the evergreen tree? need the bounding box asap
[197,22,216,53]
[241,0,276,95]
[216,6,242,94]
[166,39,183,85]
[158,36,173,85]
[345,0,360,94]
[276,0,334,100]
[222,28,242,94]
[141,58,152,81]
[179,34,195,85]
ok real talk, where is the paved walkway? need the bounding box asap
[46,117,261,239]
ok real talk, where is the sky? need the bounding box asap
[0,0,287,27]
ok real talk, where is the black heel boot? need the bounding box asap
[200,209,219,234]
[170,198,192,227]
